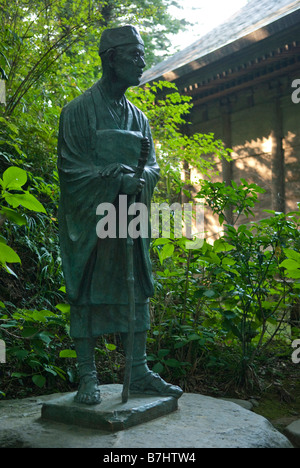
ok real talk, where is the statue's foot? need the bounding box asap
[130,371,183,399]
[74,374,101,405]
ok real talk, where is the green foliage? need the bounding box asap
[149,182,300,388]
[196,178,265,225]
[1,0,187,117]
[0,304,73,393]
[0,165,46,275]
[128,82,232,202]
[1,166,46,213]
[280,247,300,279]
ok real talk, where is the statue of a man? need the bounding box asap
[57,25,183,404]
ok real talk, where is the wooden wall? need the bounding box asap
[186,72,300,240]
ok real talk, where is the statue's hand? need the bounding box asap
[121,174,145,195]
[101,163,124,178]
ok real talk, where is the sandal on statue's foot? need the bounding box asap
[130,372,183,399]
[74,374,101,405]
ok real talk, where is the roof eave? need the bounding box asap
[141,8,300,86]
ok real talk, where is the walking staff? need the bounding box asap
[122,137,150,403]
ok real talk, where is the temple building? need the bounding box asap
[141,0,300,237]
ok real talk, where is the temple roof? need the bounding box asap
[141,0,300,85]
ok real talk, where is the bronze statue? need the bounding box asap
[57,25,183,405]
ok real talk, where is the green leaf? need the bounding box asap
[203,290,216,298]
[30,310,55,323]
[222,318,242,339]
[158,243,174,264]
[3,264,18,277]
[28,359,42,369]
[146,354,157,362]
[44,365,57,376]
[152,362,164,374]
[2,167,27,190]
[21,327,37,338]
[222,258,236,266]
[55,303,70,314]
[11,372,29,378]
[52,366,66,380]
[209,252,221,265]
[37,331,53,345]
[32,374,46,388]
[105,343,117,351]
[280,259,300,270]
[286,270,300,279]
[157,348,170,359]
[187,333,202,342]
[5,191,46,213]
[0,207,27,226]
[283,249,300,263]
[13,349,29,360]
[174,341,187,349]
[0,51,10,69]
[153,238,172,246]
[223,310,237,320]
[59,349,77,358]
[0,243,21,265]
[165,358,181,368]
[214,239,234,253]
[0,321,18,328]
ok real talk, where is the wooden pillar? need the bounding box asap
[181,121,194,204]
[181,160,194,203]
[271,95,285,213]
[221,99,234,224]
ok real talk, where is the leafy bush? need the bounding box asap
[0,305,72,396]
[0,166,46,274]
[148,180,300,389]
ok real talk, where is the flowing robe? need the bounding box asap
[57,81,160,337]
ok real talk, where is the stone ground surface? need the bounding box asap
[284,419,300,448]
[0,384,295,448]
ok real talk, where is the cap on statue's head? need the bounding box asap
[99,25,144,55]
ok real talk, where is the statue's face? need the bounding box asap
[113,44,146,87]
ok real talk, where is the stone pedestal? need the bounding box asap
[41,384,178,432]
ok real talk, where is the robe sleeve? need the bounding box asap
[57,94,123,303]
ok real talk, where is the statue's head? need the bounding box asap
[99,25,144,55]
[99,25,146,87]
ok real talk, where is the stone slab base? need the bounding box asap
[41,384,178,432]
